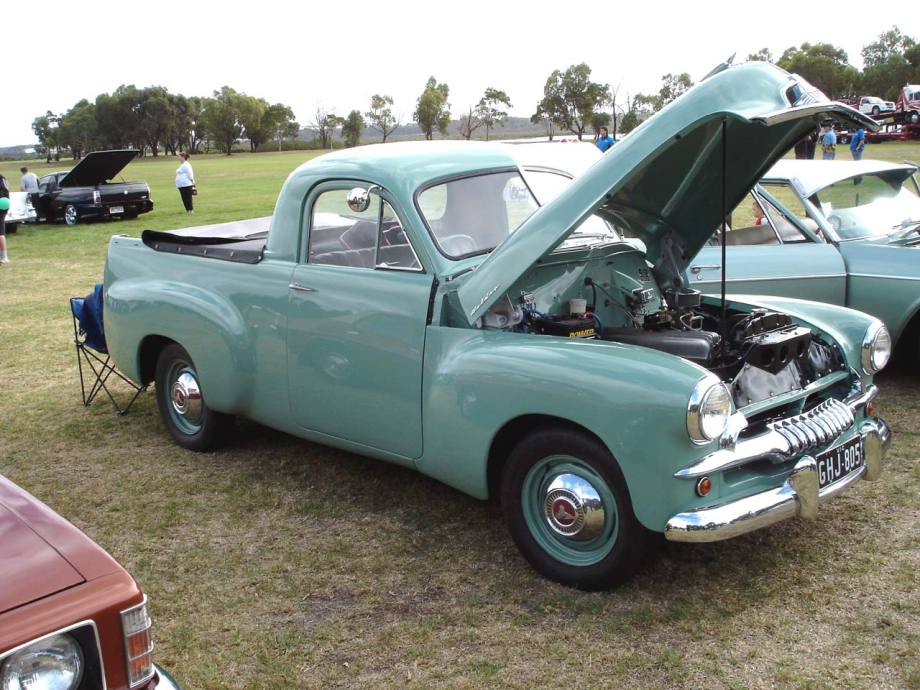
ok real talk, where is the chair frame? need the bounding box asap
[71,298,146,415]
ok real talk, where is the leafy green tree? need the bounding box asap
[457,105,483,140]
[657,73,693,107]
[366,94,400,142]
[32,114,57,163]
[57,100,97,159]
[747,48,774,63]
[619,109,639,134]
[238,96,269,152]
[342,110,365,148]
[778,43,858,100]
[590,112,611,140]
[861,27,918,100]
[263,104,300,151]
[414,77,451,140]
[476,88,512,141]
[203,86,245,155]
[139,87,175,156]
[534,64,610,140]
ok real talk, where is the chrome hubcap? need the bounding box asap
[543,473,605,541]
[171,372,202,421]
[65,207,76,224]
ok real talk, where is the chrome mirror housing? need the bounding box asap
[347,188,372,213]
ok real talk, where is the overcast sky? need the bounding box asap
[2,1,916,148]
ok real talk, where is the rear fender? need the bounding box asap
[104,277,252,414]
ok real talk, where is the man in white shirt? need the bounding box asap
[20,167,39,194]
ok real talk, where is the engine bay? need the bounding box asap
[469,243,845,409]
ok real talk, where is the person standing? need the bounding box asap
[794,130,817,160]
[820,123,837,160]
[849,128,866,160]
[175,151,196,214]
[0,173,10,264]
[20,167,39,194]
[596,127,615,153]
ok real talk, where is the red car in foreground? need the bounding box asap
[0,475,180,690]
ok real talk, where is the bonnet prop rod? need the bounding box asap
[720,118,728,361]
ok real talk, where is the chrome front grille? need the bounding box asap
[771,398,855,453]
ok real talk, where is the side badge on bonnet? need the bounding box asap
[638,268,651,282]
[471,285,501,317]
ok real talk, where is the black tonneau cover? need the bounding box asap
[141,216,272,264]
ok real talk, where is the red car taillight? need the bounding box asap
[93,190,101,204]
[121,598,155,686]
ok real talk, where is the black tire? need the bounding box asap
[839,135,848,144]
[910,111,919,125]
[500,427,649,590]
[154,343,232,451]
[64,204,79,226]
[872,106,880,115]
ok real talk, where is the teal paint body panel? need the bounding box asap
[103,62,889,547]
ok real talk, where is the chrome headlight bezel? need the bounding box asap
[0,632,84,690]
[687,376,733,444]
[861,321,891,375]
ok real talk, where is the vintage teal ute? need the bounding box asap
[104,62,891,590]
[688,159,920,358]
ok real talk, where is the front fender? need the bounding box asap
[418,326,711,530]
[104,277,253,414]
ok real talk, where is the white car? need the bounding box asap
[858,96,896,116]
[4,192,37,231]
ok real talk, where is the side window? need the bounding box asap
[308,189,421,271]
[759,183,821,243]
[707,191,778,247]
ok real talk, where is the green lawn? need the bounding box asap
[1,145,919,690]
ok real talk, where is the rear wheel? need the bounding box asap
[500,428,649,590]
[64,204,78,226]
[155,343,231,451]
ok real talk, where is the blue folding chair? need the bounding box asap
[70,283,145,415]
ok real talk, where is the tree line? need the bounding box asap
[33,85,299,161]
[31,25,918,161]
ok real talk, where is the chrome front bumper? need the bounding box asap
[664,417,891,543]
[153,664,183,690]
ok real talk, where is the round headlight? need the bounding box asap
[0,634,83,690]
[862,322,891,374]
[687,378,732,444]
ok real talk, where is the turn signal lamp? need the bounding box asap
[696,477,712,497]
[121,599,154,687]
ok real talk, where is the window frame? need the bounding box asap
[304,181,424,273]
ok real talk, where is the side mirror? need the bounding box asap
[347,187,372,213]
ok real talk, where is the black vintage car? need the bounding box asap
[34,149,153,226]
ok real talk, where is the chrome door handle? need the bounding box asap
[690,264,721,274]
[288,283,317,292]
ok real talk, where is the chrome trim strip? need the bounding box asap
[664,418,890,542]
[848,273,920,282]
[674,384,878,479]
[0,620,106,690]
[694,273,847,284]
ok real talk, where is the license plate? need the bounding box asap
[110,206,124,214]
[817,436,863,489]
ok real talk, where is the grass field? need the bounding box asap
[1,144,919,690]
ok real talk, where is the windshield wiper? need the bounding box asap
[889,219,920,240]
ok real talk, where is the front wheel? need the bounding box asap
[64,204,79,226]
[872,106,880,115]
[501,428,649,590]
[155,343,232,451]
[910,111,919,124]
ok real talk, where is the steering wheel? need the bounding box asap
[826,215,842,232]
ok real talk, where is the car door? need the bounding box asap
[686,189,847,305]
[286,182,432,459]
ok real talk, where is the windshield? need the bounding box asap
[814,172,920,240]
[417,168,618,259]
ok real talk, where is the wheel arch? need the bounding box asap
[486,415,611,503]
[138,335,178,385]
